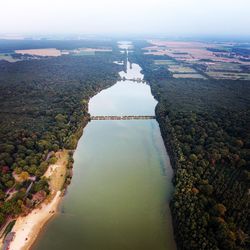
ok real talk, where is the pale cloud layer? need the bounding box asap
[1,0,249,36]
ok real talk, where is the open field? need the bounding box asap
[154,59,177,65]
[1,46,113,61]
[168,66,197,73]
[205,62,242,72]
[15,48,62,57]
[172,73,206,79]
[207,71,250,80]
[143,40,250,80]
[69,48,112,56]
[144,40,250,64]
[44,150,69,192]
[15,48,112,57]
[72,50,95,56]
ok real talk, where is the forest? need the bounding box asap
[131,41,250,250]
[0,41,122,228]
[0,39,120,53]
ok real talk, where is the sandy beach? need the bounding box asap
[7,150,69,250]
[9,191,61,250]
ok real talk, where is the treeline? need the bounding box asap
[132,42,250,250]
[0,39,120,53]
[0,47,122,226]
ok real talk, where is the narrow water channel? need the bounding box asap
[33,42,176,250]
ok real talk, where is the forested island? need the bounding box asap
[131,41,250,250]
[0,40,123,238]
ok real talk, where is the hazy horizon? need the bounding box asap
[1,0,250,38]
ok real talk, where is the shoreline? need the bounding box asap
[9,191,62,250]
[5,77,119,250]
[7,150,70,250]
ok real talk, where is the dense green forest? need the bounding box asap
[0,39,119,53]
[0,41,122,227]
[131,42,250,250]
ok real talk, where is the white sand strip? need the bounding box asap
[9,191,61,250]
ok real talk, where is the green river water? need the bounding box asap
[33,42,176,250]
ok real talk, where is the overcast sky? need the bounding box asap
[1,0,250,36]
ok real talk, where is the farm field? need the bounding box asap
[168,66,197,73]
[0,45,113,63]
[172,73,206,79]
[144,40,250,80]
[70,48,112,56]
[205,62,243,72]
[15,48,62,57]
[154,59,177,65]
[207,71,250,80]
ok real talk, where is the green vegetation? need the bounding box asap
[0,40,122,228]
[0,39,119,53]
[1,220,16,238]
[132,41,250,250]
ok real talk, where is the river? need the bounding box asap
[33,42,176,250]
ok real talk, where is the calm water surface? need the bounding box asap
[33,44,176,250]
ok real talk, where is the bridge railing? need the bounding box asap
[91,115,155,120]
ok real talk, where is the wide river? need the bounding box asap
[33,44,176,250]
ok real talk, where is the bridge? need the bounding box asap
[121,77,146,83]
[91,115,155,120]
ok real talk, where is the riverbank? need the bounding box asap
[8,191,61,250]
[6,73,122,250]
[8,150,69,250]
[33,47,176,249]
